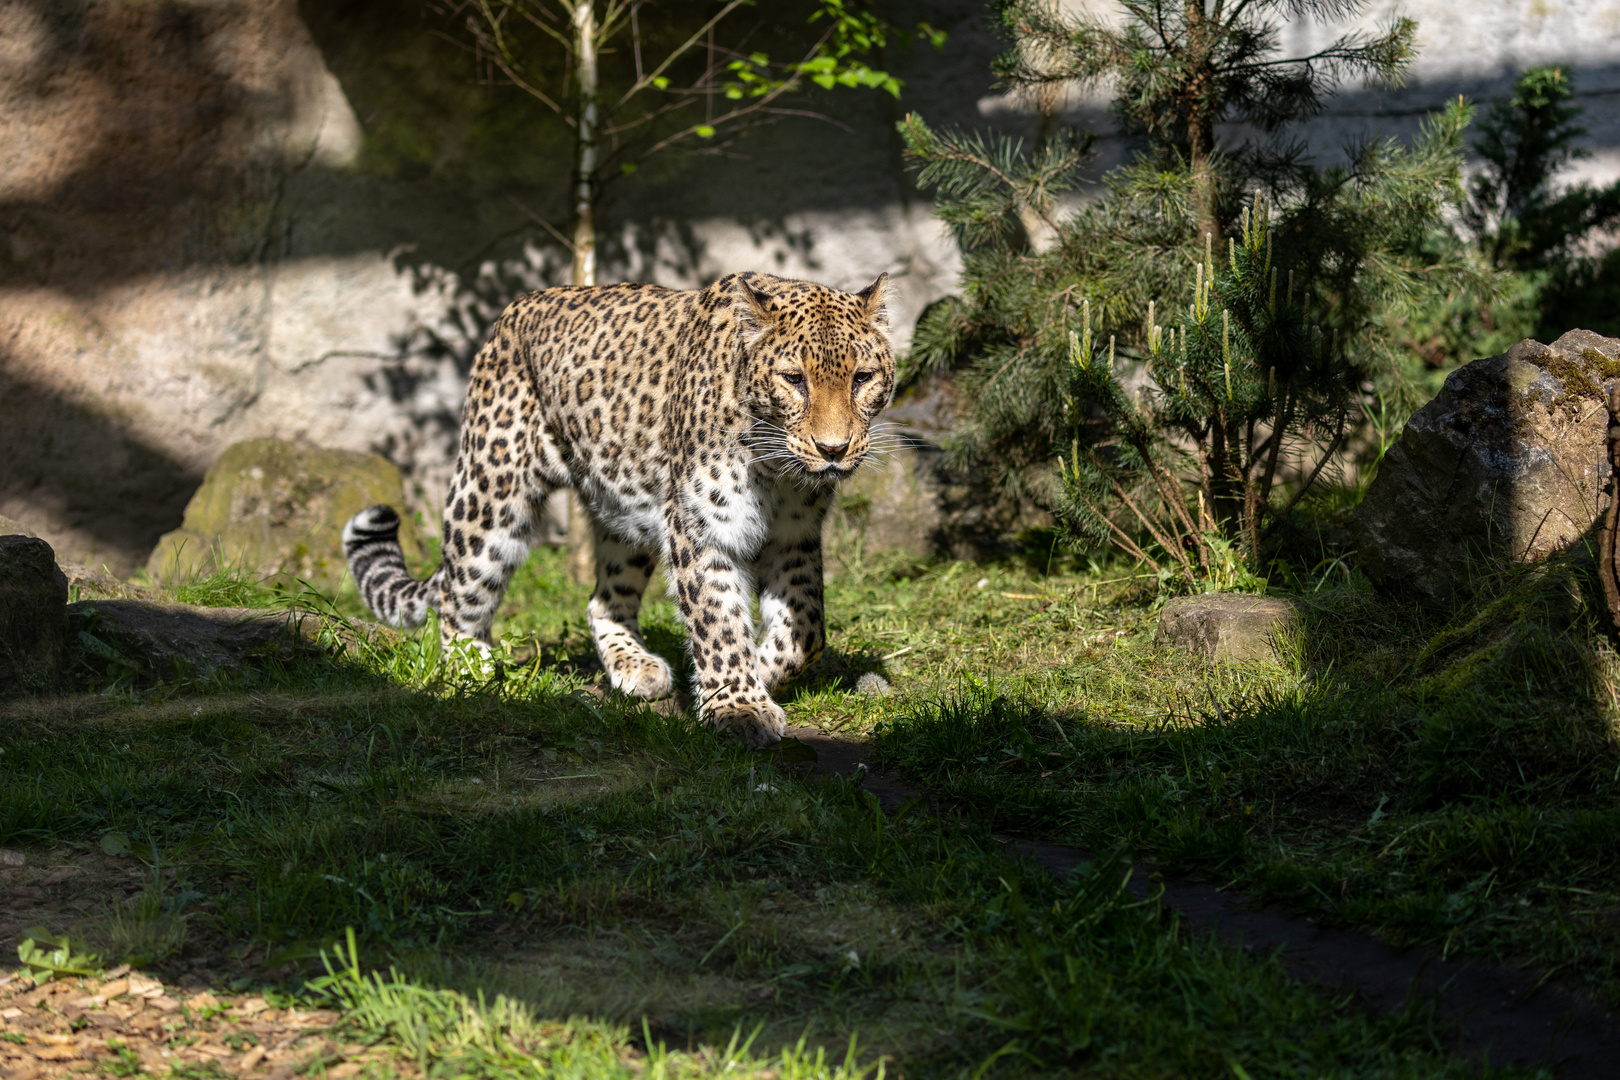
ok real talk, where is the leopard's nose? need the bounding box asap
[814,437,851,461]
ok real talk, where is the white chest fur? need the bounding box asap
[581,473,667,550]
[683,452,774,561]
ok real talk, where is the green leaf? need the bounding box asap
[619,163,638,175]
[18,929,101,982]
[695,125,716,139]
[651,76,669,90]
[812,74,835,90]
[101,831,132,857]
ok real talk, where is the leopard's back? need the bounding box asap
[473,282,706,545]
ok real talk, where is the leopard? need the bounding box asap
[342,271,895,748]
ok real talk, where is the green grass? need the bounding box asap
[834,544,1620,1013]
[0,544,1524,1077]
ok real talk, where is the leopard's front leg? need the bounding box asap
[754,489,830,690]
[667,508,786,749]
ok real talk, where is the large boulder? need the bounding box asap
[0,535,69,698]
[1156,594,1300,665]
[1354,332,1620,607]
[146,439,422,590]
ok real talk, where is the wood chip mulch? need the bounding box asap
[0,967,388,1080]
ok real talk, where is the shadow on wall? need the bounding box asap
[10,0,1617,576]
[0,0,995,575]
[0,0,308,294]
[0,360,201,575]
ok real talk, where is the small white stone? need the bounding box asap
[975,578,989,589]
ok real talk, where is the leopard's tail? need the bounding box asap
[342,505,442,629]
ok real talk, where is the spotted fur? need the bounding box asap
[343,272,895,747]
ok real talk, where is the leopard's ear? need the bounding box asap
[856,272,890,329]
[733,275,778,337]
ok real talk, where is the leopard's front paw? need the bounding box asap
[607,652,676,700]
[706,698,788,749]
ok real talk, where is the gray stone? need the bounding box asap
[0,535,69,698]
[9,511,170,599]
[57,560,159,601]
[69,599,393,679]
[829,444,946,556]
[1156,594,1300,664]
[1353,331,1620,607]
[146,439,423,590]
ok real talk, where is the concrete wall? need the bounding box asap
[2,0,1616,573]
[1006,0,1620,183]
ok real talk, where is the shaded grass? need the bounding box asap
[849,546,1620,1011]
[0,546,1509,1077]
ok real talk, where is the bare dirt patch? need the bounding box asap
[0,968,370,1080]
[0,855,145,962]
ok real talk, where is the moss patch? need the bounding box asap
[1539,348,1604,403]
[1583,347,1620,379]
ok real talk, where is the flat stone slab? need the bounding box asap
[58,560,160,600]
[69,599,392,678]
[1155,594,1299,664]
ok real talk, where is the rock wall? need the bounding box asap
[2,0,1617,575]
[0,0,986,574]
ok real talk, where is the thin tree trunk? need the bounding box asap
[571,0,599,289]
[1601,386,1620,629]
[1184,0,1220,247]
[1206,408,1242,531]
[567,490,593,585]
[567,0,599,583]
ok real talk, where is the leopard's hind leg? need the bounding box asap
[433,324,567,647]
[588,521,675,699]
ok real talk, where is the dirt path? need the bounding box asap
[784,724,1620,1078]
[0,968,365,1080]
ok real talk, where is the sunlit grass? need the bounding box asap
[0,538,1510,1076]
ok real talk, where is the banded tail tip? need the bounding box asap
[343,504,401,553]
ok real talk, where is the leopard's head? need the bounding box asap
[736,273,895,480]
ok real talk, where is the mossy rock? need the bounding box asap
[146,439,421,590]
[1354,330,1620,608]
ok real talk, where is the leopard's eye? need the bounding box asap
[852,370,876,386]
[781,371,806,387]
